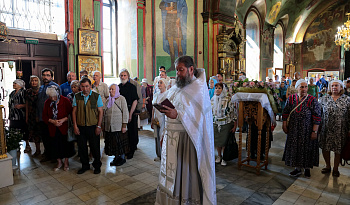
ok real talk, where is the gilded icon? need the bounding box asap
[78,29,99,55]
[77,55,102,79]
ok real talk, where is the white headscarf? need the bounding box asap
[14,79,25,88]
[308,77,315,85]
[295,79,308,89]
[328,80,345,90]
[158,78,168,88]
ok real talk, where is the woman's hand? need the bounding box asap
[122,127,127,133]
[14,104,25,109]
[311,132,317,140]
[282,124,288,134]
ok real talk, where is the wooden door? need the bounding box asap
[35,61,65,85]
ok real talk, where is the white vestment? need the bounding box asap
[158,69,217,205]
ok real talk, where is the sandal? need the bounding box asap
[321,167,331,174]
[53,164,62,171]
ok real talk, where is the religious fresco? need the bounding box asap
[267,2,282,24]
[262,28,273,60]
[154,0,195,76]
[301,2,350,70]
[285,43,295,64]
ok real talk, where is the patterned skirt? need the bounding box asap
[104,131,130,156]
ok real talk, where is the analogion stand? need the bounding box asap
[232,93,275,175]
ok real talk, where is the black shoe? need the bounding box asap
[126,152,134,159]
[304,169,311,178]
[93,168,101,174]
[77,168,89,174]
[289,169,302,177]
[116,159,126,166]
[110,157,122,166]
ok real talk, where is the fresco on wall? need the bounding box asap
[301,2,350,71]
[285,43,294,64]
[262,28,273,60]
[267,2,282,24]
[154,0,195,76]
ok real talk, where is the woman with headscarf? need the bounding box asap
[282,79,321,178]
[9,79,28,151]
[211,83,237,166]
[42,85,75,171]
[307,77,318,98]
[208,76,218,99]
[319,80,350,177]
[151,78,168,161]
[67,80,80,104]
[286,79,298,99]
[103,84,129,166]
[26,76,40,155]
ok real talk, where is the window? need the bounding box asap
[117,0,137,77]
[0,0,65,38]
[103,0,116,77]
[245,12,260,81]
[274,24,283,69]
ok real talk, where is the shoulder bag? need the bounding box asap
[286,94,308,127]
[223,132,238,161]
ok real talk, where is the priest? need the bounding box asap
[155,56,217,205]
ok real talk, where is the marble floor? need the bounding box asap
[0,122,350,205]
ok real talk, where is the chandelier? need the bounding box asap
[335,13,350,50]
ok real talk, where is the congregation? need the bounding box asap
[7,55,350,205]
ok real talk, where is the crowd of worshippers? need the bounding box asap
[207,71,350,178]
[8,67,163,174]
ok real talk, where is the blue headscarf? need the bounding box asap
[208,77,218,99]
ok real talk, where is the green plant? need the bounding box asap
[5,127,23,151]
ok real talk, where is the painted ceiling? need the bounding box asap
[215,0,347,43]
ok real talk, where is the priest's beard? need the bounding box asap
[176,71,192,88]
[121,79,128,84]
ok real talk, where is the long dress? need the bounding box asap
[152,91,167,158]
[282,94,321,168]
[26,88,40,143]
[318,94,350,154]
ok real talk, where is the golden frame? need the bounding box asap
[78,29,99,55]
[77,55,102,79]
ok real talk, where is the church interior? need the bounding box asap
[1,0,350,204]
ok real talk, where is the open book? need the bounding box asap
[152,98,175,111]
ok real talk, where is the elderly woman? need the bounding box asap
[26,76,40,155]
[282,79,321,178]
[307,77,318,98]
[104,84,129,166]
[67,80,80,104]
[151,78,168,161]
[9,79,28,150]
[286,79,298,99]
[208,76,218,99]
[42,86,75,171]
[211,83,236,166]
[319,80,350,177]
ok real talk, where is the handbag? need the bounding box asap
[286,94,308,127]
[222,132,238,161]
[138,108,150,120]
[67,115,76,142]
[341,139,350,166]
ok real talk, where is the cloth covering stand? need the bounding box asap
[232,93,274,175]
